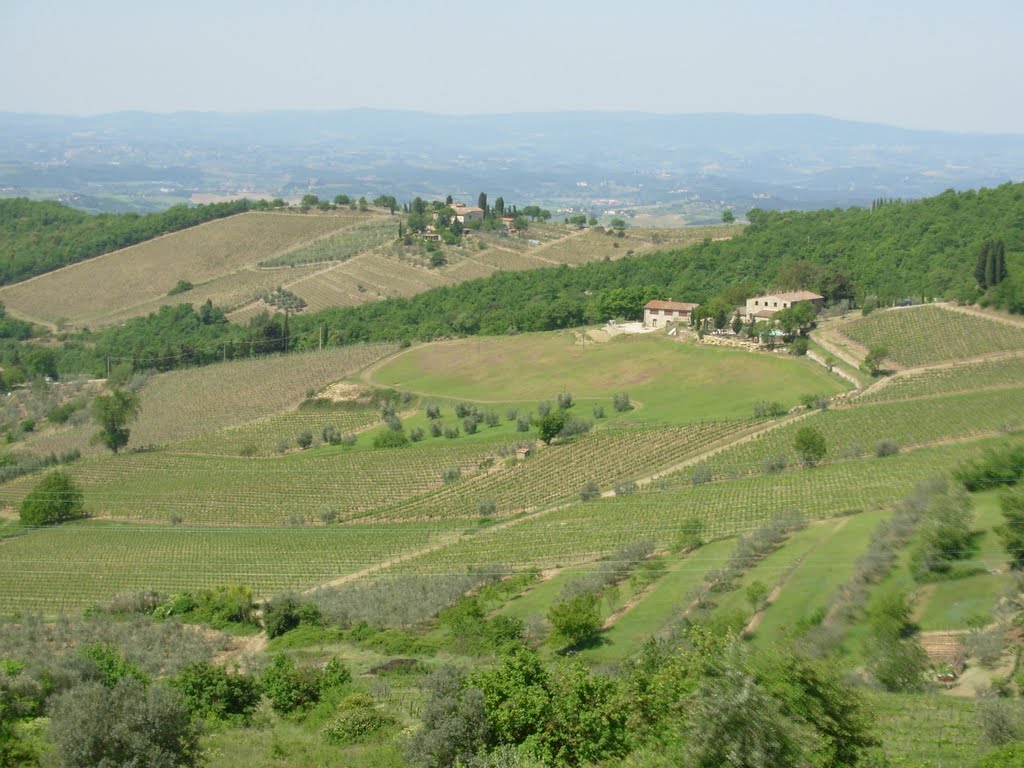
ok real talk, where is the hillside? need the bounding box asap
[4,301,1024,766]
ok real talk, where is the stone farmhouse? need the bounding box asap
[743,290,824,322]
[642,300,700,329]
[450,203,484,224]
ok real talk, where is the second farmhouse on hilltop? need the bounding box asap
[643,300,700,328]
[743,290,824,322]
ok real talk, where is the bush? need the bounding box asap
[463,417,478,434]
[409,426,425,442]
[340,433,358,447]
[321,693,395,745]
[263,593,324,639]
[580,479,600,501]
[191,584,257,627]
[764,454,787,474]
[691,464,713,486]
[516,416,531,432]
[322,425,342,445]
[478,498,497,516]
[443,425,460,439]
[484,410,500,428]
[537,401,552,418]
[789,337,809,355]
[454,402,473,418]
[296,429,314,449]
[374,429,409,449]
[19,470,84,525]
[875,440,900,457]
[443,466,461,484]
[261,654,321,714]
[556,391,574,409]
[505,406,518,421]
[613,480,637,496]
[172,660,260,722]
[794,426,827,467]
[612,392,632,412]
[592,405,605,419]
[429,421,443,438]
[547,593,601,647]
[426,404,441,419]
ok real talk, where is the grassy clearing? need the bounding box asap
[0,211,363,328]
[0,520,460,614]
[370,332,847,424]
[580,539,737,664]
[867,690,987,767]
[750,510,884,646]
[839,305,1024,367]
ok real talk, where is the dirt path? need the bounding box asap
[811,324,872,371]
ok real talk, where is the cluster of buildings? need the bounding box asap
[641,290,824,329]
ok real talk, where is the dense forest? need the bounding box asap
[0,197,257,285]
[5,182,1022,380]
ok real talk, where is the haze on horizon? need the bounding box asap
[1,0,1022,135]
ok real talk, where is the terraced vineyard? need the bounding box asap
[389,439,1003,574]
[376,421,755,521]
[0,521,458,613]
[857,354,1024,403]
[0,211,366,328]
[172,408,382,456]
[838,304,1024,366]
[662,387,1024,484]
[258,218,399,266]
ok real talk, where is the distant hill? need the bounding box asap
[2,110,1022,214]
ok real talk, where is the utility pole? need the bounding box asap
[105,355,111,379]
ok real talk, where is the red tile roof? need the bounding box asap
[643,300,699,312]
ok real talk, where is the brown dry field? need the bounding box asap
[0,210,375,329]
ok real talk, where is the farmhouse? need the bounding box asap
[744,290,824,321]
[450,203,484,224]
[643,300,700,328]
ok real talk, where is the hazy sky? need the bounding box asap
[1,0,1021,133]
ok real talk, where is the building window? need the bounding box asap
[773,302,778,307]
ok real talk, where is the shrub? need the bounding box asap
[429,421,443,438]
[789,337,809,355]
[556,391,574,409]
[691,464,713,486]
[443,425,460,439]
[794,427,827,467]
[374,429,409,449]
[875,440,900,457]
[580,479,600,501]
[612,392,632,412]
[385,414,403,431]
[19,471,84,525]
[409,426,425,442]
[238,443,257,458]
[454,402,473,418]
[463,418,478,435]
[516,416,531,432]
[261,654,321,714]
[321,693,395,745]
[443,466,461,484]
[614,480,637,496]
[296,429,314,449]
[505,406,518,421]
[320,657,352,694]
[764,454,787,474]
[263,593,324,639]
[426,404,441,419]
[592,405,605,419]
[547,593,601,647]
[478,498,497,516]
[172,661,260,722]
[322,425,342,445]
[484,410,500,428]
[191,584,257,627]
[537,401,552,417]
[340,433,358,447]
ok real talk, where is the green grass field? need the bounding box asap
[839,305,1024,367]
[370,332,848,424]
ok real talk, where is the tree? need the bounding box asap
[92,389,140,453]
[49,678,202,768]
[537,409,567,445]
[404,666,489,768]
[862,345,888,376]
[547,592,601,647]
[996,486,1024,570]
[722,209,735,224]
[300,194,320,209]
[494,197,505,217]
[478,192,488,215]
[171,661,260,722]
[794,426,826,467]
[373,195,398,214]
[746,580,769,611]
[19,471,83,525]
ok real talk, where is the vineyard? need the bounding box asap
[0,211,363,328]
[0,521,458,613]
[661,387,1024,484]
[386,438,1001,575]
[857,354,1024,403]
[838,304,1024,367]
[375,421,755,521]
[258,218,399,266]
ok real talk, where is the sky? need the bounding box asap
[1,0,1022,133]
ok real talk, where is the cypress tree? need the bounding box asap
[994,239,1007,285]
[985,242,996,289]
[976,240,991,287]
